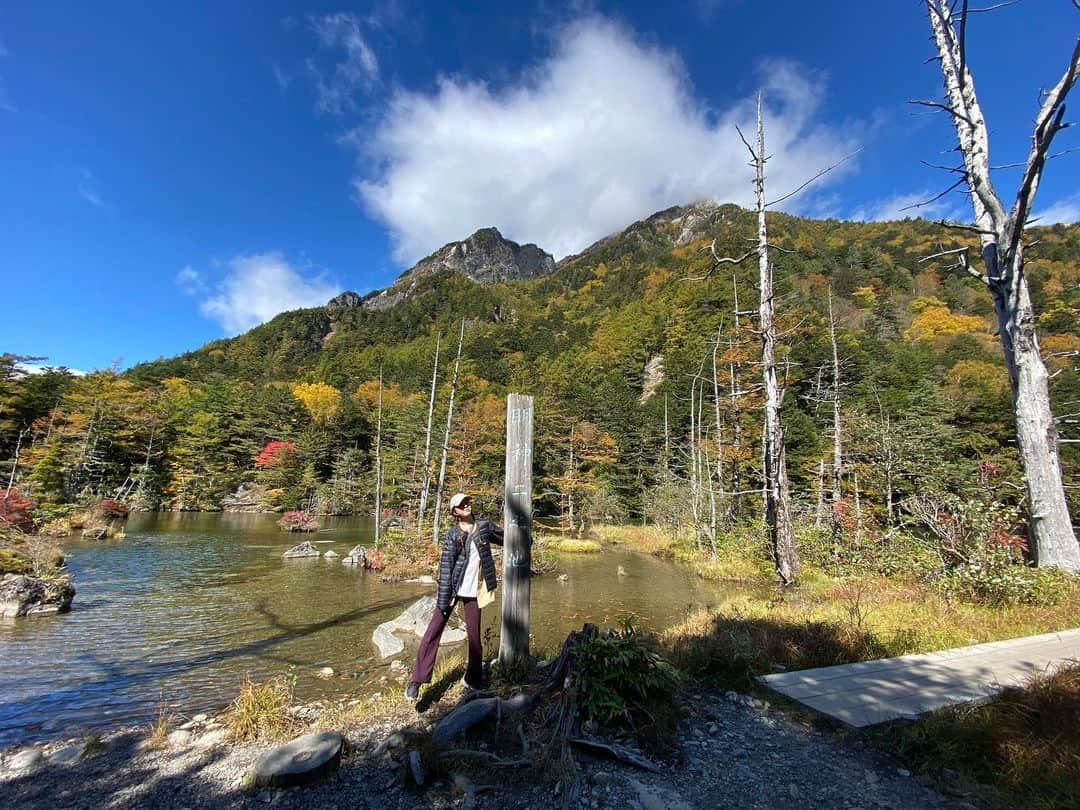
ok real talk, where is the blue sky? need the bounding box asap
[2,0,1078,372]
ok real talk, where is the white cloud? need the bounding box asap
[175,265,207,295]
[1033,192,1080,225]
[848,189,962,223]
[199,252,342,335]
[77,168,105,207]
[15,363,86,377]
[274,65,292,93]
[348,16,858,264]
[0,41,12,113]
[308,12,380,114]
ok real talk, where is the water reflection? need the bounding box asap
[0,513,744,747]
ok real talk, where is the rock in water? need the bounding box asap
[323,550,339,559]
[371,595,468,657]
[282,541,319,559]
[372,623,405,658]
[341,544,367,566]
[0,573,75,618]
[247,731,343,789]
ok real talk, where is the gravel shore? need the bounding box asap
[0,680,976,810]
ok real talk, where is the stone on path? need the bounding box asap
[371,596,466,658]
[247,731,343,789]
[408,750,424,786]
[193,729,229,749]
[282,542,319,559]
[167,729,193,747]
[48,741,90,766]
[761,628,1080,727]
[431,698,499,746]
[625,776,693,810]
[8,747,44,772]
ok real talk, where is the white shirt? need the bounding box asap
[457,532,481,598]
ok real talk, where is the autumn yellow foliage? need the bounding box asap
[904,297,986,341]
[291,381,341,423]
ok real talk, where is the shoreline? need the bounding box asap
[0,675,959,810]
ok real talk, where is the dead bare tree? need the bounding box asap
[432,319,466,546]
[922,0,1080,571]
[713,94,799,584]
[416,332,441,536]
[374,368,383,547]
[827,286,844,508]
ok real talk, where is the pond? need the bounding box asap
[0,512,749,748]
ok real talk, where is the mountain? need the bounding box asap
[359,227,556,311]
[15,199,1078,518]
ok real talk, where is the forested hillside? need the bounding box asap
[3,201,1078,535]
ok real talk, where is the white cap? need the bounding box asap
[449,492,470,510]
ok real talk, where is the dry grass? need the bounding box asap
[591,524,679,557]
[143,698,178,750]
[661,574,1080,688]
[556,538,601,553]
[379,535,441,581]
[0,530,65,577]
[884,662,1080,809]
[223,675,303,742]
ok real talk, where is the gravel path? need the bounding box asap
[0,686,975,809]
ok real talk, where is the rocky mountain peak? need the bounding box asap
[360,227,556,311]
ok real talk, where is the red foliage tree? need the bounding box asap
[0,490,35,533]
[254,441,296,469]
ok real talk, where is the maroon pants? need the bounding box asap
[410,597,483,686]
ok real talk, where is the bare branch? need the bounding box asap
[990,145,1080,170]
[1008,38,1080,258]
[918,246,970,263]
[934,218,995,235]
[734,124,757,162]
[900,176,967,211]
[910,98,976,127]
[967,1,1020,12]
[921,159,968,174]
[683,242,756,281]
[765,149,861,208]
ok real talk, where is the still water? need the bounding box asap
[0,513,739,748]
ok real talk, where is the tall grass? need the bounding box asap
[884,662,1080,809]
[224,675,302,742]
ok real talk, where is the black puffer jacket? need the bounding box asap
[436,518,504,613]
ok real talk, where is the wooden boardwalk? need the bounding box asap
[759,628,1080,727]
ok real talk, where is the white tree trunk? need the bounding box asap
[828,286,843,506]
[374,369,383,547]
[416,332,441,535]
[927,1,1080,571]
[432,320,465,546]
[753,95,798,585]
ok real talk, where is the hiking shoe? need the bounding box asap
[404,681,420,702]
[462,677,484,692]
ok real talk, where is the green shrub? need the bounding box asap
[0,547,29,575]
[936,553,1074,607]
[576,623,681,751]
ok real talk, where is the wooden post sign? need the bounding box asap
[499,393,533,665]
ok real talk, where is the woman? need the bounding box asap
[405,492,503,702]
